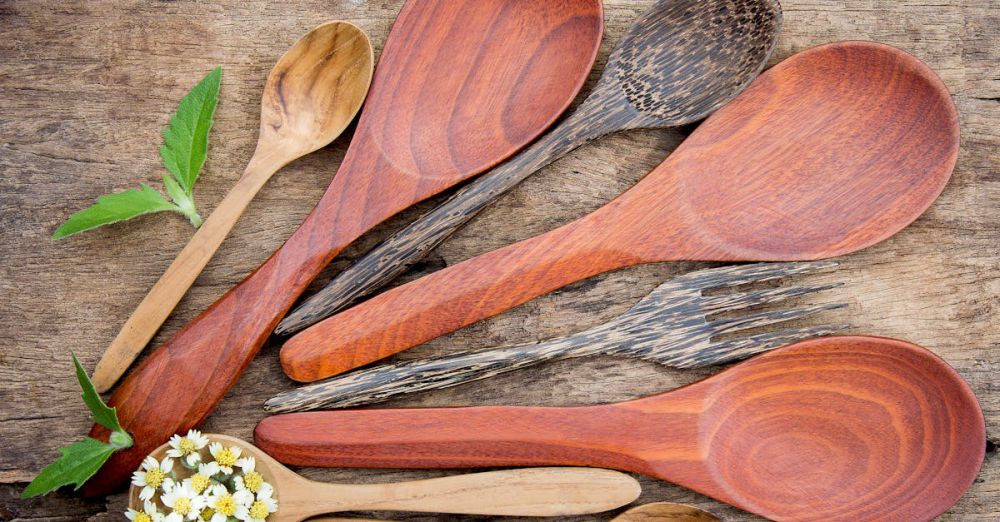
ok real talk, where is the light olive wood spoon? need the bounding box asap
[128,434,641,520]
[309,502,721,521]
[91,21,374,392]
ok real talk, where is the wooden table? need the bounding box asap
[1,1,997,519]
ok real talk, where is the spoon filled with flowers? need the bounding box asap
[127,432,641,521]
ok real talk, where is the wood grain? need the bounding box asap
[280,41,960,383]
[258,336,987,522]
[1,1,997,520]
[79,0,603,496]
[275,0,782,335]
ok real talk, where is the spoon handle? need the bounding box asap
[90,150,285,393]
[301,467,640,517]
[266,333,590,412]
[279,215,647,382]
[276,99,622,335]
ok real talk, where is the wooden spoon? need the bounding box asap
[611,503,721,521]
[90,21,375,393]
[128,434,641,519]
[280,41,960,383]
[307,502,721,522]
[85,0,603,495]
[257,336,987,522]
[275,0,783,335]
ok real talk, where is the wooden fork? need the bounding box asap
[266,262,846,412]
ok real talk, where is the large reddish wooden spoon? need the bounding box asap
[257,336,986,522]
[83,0,603,495]
[281,41,960,382]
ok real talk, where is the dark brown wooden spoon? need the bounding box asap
[276,0,783,335]
[83,0,603,495]
[258,336,987,522]
[280,41,960,383]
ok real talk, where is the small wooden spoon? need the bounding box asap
[308,502,721,521]
[258,336,987,521]
[129,434,641,520]
[91,21,375,393]
[280,41,960,383]
[612,503,721,521]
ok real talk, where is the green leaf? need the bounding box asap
[52,184,182,240]
[71,353,123,433]
[163,174,202,228]
[159,67,222,194]
[20,438,116,498]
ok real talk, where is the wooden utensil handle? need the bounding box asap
[91,151,285,393]
[280,217,641,382]
[276,106,612,335]
[306,468,641,516]
[266,334,586,412]
[255,406,637,471]
[83,169,388,496]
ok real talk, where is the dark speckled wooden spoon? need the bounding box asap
[276,0,783,334]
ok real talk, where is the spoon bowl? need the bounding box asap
[612,502,721,521]
[260,336,986,521]
[129,434,641,520]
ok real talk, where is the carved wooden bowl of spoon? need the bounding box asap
[128,434,641,521]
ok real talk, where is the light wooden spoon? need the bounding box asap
[92,21,374,392]
[128,434,641,520]
[308,501,721,521]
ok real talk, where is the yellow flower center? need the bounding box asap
[249,500,270,519]
[190,473,210,493]
[179,438,197,454]
[243,470,264,493]
[174,496,192,515]
[134,514,152,522]
[215,448,237,467]
[214,494,237,516]
[199,508,215,521]
[145,468,165,489]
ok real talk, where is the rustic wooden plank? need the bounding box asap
[1,0,997,520]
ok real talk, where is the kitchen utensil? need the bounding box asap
[259,336,987,522]
[276,0,783,335]
[267,261,845,412]
[128,434,641,519]
[85,0,603,495]
[611,503,722,521]
[307,502,722,522]
[91,21,375,393]
[280,41,959,383]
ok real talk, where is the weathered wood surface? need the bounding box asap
[0,0,997,520]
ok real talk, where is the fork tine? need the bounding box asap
[688,324,851,367]
[666,261,839,291]
[700,282,843,314]
[707,302,847,337]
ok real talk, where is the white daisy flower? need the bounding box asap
[131,455,175,501]
[161,480,206,521]
[206,483,253,522]
[233,457,264,495]
[125,499,165,522]
[185,461,221,495]
[237,482,278,522]
[166,429,209,467]
[208,442,242,475]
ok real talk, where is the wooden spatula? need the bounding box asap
[257,336,987,522]
[280,41,960,383]
[84,0,603,495]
